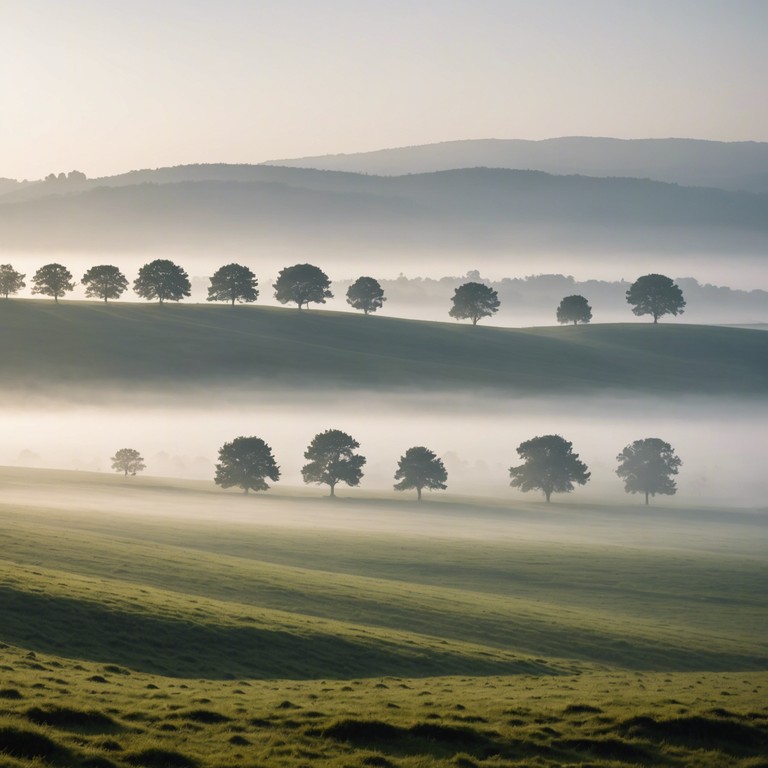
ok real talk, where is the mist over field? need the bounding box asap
[1,389,765,507]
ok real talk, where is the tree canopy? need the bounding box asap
[273,263,333,309]
[111,448,146,477]
[556,294,592,325]
[626,274,685,323]
[0,264,26,298]
[301,429,365,496]
[133,259,191,304]
[81,265,129,302]
[214,436,280,493]
[208,263,259,305]
[449,282,500,325]
[616,437,681,505]
[346,276,386,315]
[31,263,75,303]
[393,446,447,500]
[509,434,590,502]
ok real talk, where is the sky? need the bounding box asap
[2,0,767,180]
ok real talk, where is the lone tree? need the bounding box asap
[0,264,25,298]
[208,263,259,305]
[556,294,592,325]
[346,276,386,315]
[32,263,75,303]
[134,259,191,304]
[81,265,129,302]
[509,434,590,503]
[302,429,365,497]
[449,282,500,325]
[273,263,333,309]
[111,448,146,477]
[616,437,681,505]
[626,274,685,323]
[214,436,280,493]
[393,446,447,501]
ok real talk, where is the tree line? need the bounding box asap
[1,261,687,323]
[112,432,682,506]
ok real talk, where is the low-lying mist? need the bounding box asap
[2,389,765,508]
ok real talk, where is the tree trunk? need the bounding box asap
[231,297,236,306]
[124,468,128,476]
[54,294,58,304]
[329,483,335,497]
[645,491,649,505]
[472,317,478,325]
[545,490,551,503]
[417,487,422,501]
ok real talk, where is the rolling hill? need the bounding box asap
[0,164,766,258]
[1,300,766,396]
[266,137,768,192]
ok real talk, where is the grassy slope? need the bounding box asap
[1,468,765,678]
[0,469,767,767]
[1,300,767,394]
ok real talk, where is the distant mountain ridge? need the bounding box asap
[265,137,768,193]
[0,163,766,265]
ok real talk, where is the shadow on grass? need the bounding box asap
[0,586,543,679]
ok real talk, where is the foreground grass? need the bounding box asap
[0,643,766,768]
[1,300,767,395]
[0,468,766,765]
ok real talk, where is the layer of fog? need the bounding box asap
[2,391,766,508]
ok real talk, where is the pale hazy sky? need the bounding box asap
[2,0,767,179]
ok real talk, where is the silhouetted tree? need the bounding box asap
[133,259,191,304]
[273,263,333,309]
[214,436,280,493]
[302,429,365,497]
[626,274,685,323]
[0,264,25,298]
[111,448,146,477]
[31,263,75,303]
[67,170,87,181]
[394,446,447,501]
[616,437,681,505]
[81,265,128,302]
[346,276,386,315]
[207,263,259,305]
[509,434,590,503]
[556,294,592,325]
[449,282,500,325]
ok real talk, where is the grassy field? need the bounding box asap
[0,467,766,766]
[1,299,767,395]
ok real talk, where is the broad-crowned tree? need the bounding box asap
[214,436,280,493]
[302,429,365,497]
[273,264,333,309]
[616,437,681,505]
[0,264,26,298]
[449,282,500,325]
[111,448,146,477]
[32,263,75,304]
[81,265,129,302]
[393,446,447,501]
[208,263,259,305]
[509,434,590,503]
[346,276,386,315]
[626,274,685,323]
[134,259,191,304]
[556,294,592,325]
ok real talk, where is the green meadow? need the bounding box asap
[0,467,766,767]
[1,300,767,395]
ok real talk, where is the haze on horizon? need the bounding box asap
[2,0,768,180]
